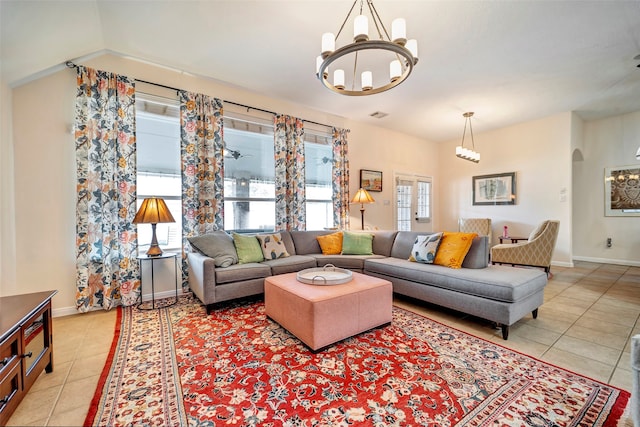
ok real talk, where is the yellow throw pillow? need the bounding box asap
[433,232,477,269]
[316,232,343,255]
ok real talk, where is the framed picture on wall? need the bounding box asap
[604,165,640,216]
[360,169,382,192]
[472,172,516,205]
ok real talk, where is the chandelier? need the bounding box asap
[456,112,480,163]
[316,0,418,96]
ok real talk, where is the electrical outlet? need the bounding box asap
[606,237,612,248]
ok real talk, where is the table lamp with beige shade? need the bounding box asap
[133,197,176,257]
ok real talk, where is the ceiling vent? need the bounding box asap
[370,111,388,119]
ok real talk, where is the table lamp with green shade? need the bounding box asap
[133,197,176,257]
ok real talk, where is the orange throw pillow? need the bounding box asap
[316,232,343,255]
[433,232,477,269]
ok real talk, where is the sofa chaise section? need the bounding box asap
[364,231,547,339]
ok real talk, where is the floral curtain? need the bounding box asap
[179,91,224,282]
[75,66,138,312]
[274,115,306,231]
[332,127,350,230]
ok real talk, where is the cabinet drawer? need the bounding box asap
[0,361,23,426]
[0,328,20,381]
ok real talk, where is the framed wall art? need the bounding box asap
[360,169,382,192]
[604,165,640,216]
[472,172,516,205]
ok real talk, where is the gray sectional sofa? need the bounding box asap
[187,230,548,339]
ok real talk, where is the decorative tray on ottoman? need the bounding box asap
[296,264,353,285]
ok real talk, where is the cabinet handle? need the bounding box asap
[22,351,32,359]
[0,356,10,367]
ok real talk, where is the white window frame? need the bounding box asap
[135,92,182,253]
[394,173,433,231]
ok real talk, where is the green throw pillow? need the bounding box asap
[231,233,264,264]
[341,231,374,255]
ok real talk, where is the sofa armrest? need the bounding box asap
[187,251,218,306]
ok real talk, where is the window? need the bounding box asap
[416,179,432,222]
[222,115,334,232]
[223,122,276,232]
[396,178,413,231]
[304,136,333,230]
[137,99,335,238]
[395,174,433,231]
[135,93,182,252]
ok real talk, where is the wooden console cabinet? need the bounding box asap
[0,290,57,426]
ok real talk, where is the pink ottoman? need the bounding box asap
[264,271,392,352]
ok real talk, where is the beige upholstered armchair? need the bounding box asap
[458,218,492,238]
[459,218,492,264]
[491,220,559,275]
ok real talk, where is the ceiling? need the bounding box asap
[2,0,640,142]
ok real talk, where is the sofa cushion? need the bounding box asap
[311,254,386,270]
[215,262,271,284]
[368,230,399,256]
[232,233,264,264]
[256,233,290,260]
[290,230,330,255]
[188,231,238,267]
[461,236,489,269]
[264,231,296,256]
[391,231,432,259]
[364,258,547,303]
[433,232,477,269]
[342,231,373,255]
[262,255,317,275]
[316,231,343,255]
[391,231,488,269]
[408,233,443,264]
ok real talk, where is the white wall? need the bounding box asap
[437,112,574,267]
[0,79,17,296]
[5,53,438,314]
[345,120,439,230]
[573,111,640,266]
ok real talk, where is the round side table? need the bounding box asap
[137,253,179,310]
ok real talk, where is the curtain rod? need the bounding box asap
[66,61,334,130]
[223,100,333,130]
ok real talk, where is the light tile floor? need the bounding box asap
[7,261,637,426]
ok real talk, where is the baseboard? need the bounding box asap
[53,306,81,318]
[551,260,574,268]
[140,288,185,302]
[53,289,186,318]
[572,255,640,267]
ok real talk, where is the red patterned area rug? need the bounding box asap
[87,295,630,426]
[85,302,188,426]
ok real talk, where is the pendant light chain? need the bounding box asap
[456,112,480,163]
[335,1,358,40]
[468,114,476,151]
[368,0,389,41]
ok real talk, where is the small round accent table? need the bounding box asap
[137,253,179,310]
[498,236,527,244]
